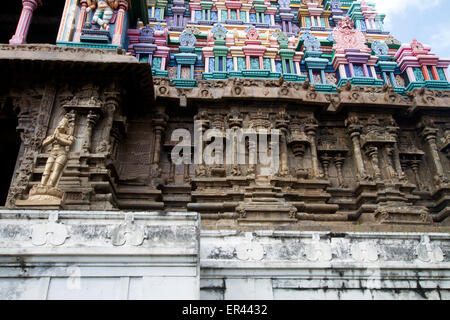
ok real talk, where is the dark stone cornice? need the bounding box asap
[0,44,154,105]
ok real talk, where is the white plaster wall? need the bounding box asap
[0,210,200,300]
[1,210,450,300]
[200,230,450,300]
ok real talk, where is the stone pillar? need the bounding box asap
[148,112,168,183]
[211,114,225,173]
[339,65,347,79]
[82,111,100,153]
[112,1,129,45]
[320,70,326,84]
[276,112,290,176]
[420,122,447,184]
[366,146,381,180]
[345,116,367,180]
[406,67,416,82]
[371,66,377,80]
[279,131,289,176]
[334,153,346,188]
[194,111,210,176]
[96,87,121,154]
[362,64,369,77]
[320,153,332,178]
[384,146,398,181]
[73,0,88,42]
[421,65,430,81]
[387,124,406,180]
[9,0,42,44]
[305,118,321,178]
[227,111,243,176]
[430,66,439,81]
[168,152,175,184]
[389,72,397,87]
[152,114,168,166]
[183,151,191,183]
[410,158,423,191]
[348,63,355,77]
[247,138,257,176]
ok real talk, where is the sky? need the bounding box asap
[374,0,450,58]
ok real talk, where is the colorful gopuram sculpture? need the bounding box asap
[34,0,448,91]
[117,0,450,92]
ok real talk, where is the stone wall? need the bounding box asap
[1,211,448,300]
[0,210,200,299]
[200,230,450,300]
[1,45,450,230]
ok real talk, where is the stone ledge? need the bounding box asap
[0,44,138,64]
[0,210,200,257]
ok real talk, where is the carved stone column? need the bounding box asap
[305,117,322,178]
[210,114,225,176]
[345,116,367,180]
[320,153,332,179]
[183,150,191,183]
[97,87,121,154]
[334,153,346,188]
[9,0,42,44]
[275,110,290,176]
[227,110,243,176]
[440,128,450,159]
[168,152,175,184]
[420,119,448,184]
[151,112,169,172]
[384,146,398,181]
[387,121,406,180]
[82,111,100,153]
[7,85,56,207]
[365,145,381,181]
[410,158,423,191]
[287,118,309,178]
[194,111,209,176]
[247,139,257,176]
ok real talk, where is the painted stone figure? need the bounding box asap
[40,114,75,188]
[16,113,76,206]
[87,0,119,30]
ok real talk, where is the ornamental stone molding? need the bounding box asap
[31,213,69,246]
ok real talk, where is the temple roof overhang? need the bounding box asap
[0,44,155,105]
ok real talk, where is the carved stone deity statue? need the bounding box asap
[87,0,119,30]
[40,115,75,188]
[16,113,75,207]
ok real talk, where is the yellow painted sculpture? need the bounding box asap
[40,114,75,188]
[16,113,75,207]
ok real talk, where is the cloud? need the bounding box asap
[430,25,450,58]
[373,0,442,28]
[367,0,449,58]
[374,0,441,14]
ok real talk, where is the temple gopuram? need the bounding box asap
[0,0,449,300]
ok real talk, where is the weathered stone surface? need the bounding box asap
[200,230,450,300]
[0,210,200,300]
